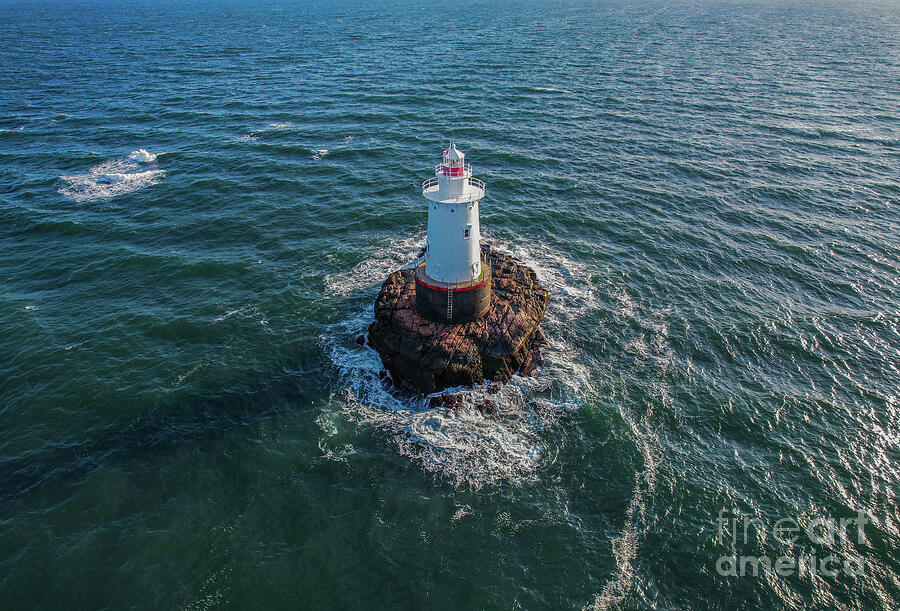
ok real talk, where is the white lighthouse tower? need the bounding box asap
[415,142,492,323]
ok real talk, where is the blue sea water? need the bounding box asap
[1,0,898,608]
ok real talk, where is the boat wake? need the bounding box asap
[58,149,164,202]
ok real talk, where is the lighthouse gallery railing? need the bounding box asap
[421,176,486,194]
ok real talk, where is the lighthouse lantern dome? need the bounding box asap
[445,142,464,161]
[441,142,467,177]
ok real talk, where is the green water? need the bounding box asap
[1,0,898,608]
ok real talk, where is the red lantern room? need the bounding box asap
[440,145,470,178]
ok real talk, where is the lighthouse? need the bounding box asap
[369,142,549,390]
[415,142,492,323]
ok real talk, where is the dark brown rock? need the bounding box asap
[519,327,547,377]
[367,247,549,393]
[429,393,464,410]
[475,399,498,417]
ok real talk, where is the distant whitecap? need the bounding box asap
[59,150,164,202]
[127,148,157,163]
[239,122,293,142]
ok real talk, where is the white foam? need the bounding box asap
[210,305,263,324]
[59,169,164,202]
[171,360,207,388]
[59,150,164,202]
[318,367,549,488]
[398,383,550,487]
[323,234,424,298]
[127,148,156,163]
[318,233,600,488]
[314,133,357,158]
[95,173,128,184]
[451,504,471,522]
[212,308,242,323]
[239,122,293,142]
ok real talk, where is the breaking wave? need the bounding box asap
[319,303,567,488]
[319,234,594,488]
[58,149,164,202]
[127,148,156,163]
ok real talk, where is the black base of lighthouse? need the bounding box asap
[415,267,492,324]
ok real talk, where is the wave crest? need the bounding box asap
[59,150,164,202]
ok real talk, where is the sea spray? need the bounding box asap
[59,149,164,202]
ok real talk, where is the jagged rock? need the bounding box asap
[519,327,546,377]
[368,247,549,393]
[475,399,498,417]
[428,393,464,409]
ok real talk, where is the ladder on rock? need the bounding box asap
[446,287,453,320]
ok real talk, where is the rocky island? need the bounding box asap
[368,245,548,393]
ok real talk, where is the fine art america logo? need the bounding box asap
[715,509,868,577]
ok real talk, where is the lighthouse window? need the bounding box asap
[464,226,471,239]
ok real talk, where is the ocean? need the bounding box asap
[1,0,898,608]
